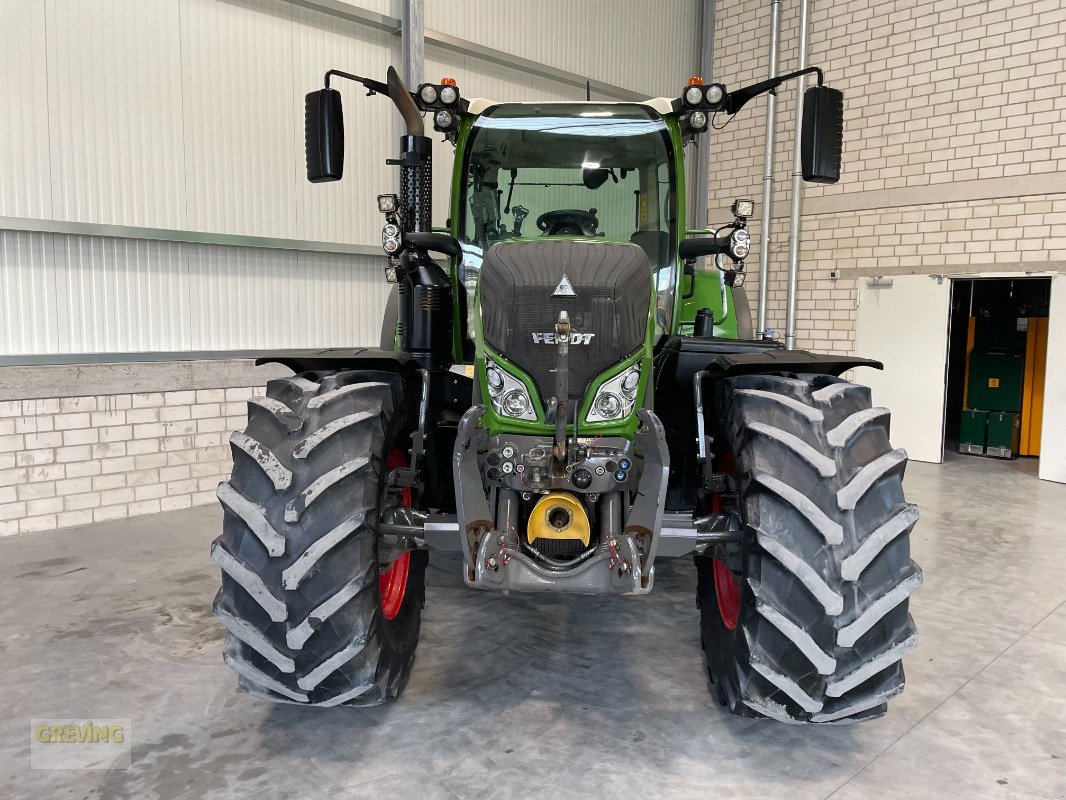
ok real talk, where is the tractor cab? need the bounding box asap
[446,96,772,360]
[453,101,681,338]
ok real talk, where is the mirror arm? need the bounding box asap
[725,66,824,115]
[323,68,422,123]
[324,69,388,96]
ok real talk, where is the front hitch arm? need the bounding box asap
[378,505,429,564]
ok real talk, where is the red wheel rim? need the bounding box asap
[379,449,412,621]
[713,559,741,630]
[710,452,740,630]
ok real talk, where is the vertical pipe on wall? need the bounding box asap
[784,0,811,350]
[402,0,424,88]
[756,0,781,338]
[693,0,716,229]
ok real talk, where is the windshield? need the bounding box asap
[457,103,677,336]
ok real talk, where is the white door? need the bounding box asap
[855,274,952,464]
[1039,275,1066,483]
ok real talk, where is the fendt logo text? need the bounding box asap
[531,332,596,345]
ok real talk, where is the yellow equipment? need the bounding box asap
[527,492,591,547]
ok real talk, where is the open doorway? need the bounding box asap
[944,277,1051,462]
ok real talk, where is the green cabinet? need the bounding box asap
[959,409,988,455]
[972,316,1027,354]
[967,351,1024,412]
[986,411,1020,459]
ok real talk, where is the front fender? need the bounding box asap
[255,348,416,375]
[656,335,881,385]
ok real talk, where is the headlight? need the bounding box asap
[484,357,537,420]
[486,365,504,395]
[381,223,402,254]
[595,392,622,419]
[434,109,455,130]
[418,84,438,105]
[502,390,529,417]
[689,110,708,131]
[439,85,458,105]
[732,198,755,218]
[586,363,641,423]
[684,85,704,106]
[704,84,725,105]
[731,229,750,259]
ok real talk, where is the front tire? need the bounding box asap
[698,373,921,723]
[212,369,427,706]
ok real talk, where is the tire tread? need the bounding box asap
[212,369,426,707]
[699,373,921,723]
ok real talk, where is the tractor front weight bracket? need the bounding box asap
[451,405,672,596]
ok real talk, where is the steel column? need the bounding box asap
[784,0,812,350]
[756,0,782,338]
[401,0,424,88]
[693,0,716,230]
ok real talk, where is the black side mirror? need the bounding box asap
[305,88,344,182]
[800,85,843,184]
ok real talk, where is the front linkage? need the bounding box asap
[453,404,670,595]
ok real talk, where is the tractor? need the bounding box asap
[210,64,921,723]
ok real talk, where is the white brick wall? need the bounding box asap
[709,0,1066,354]
[0,387,260,535]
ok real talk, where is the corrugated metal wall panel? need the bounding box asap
[0,230,387,356]
[180,0,298,239]
[11,0,407,246]
[54,235,195,353]
[44,0,187,228]
[0,231,62,354]
[425,0,701,98]
[8,0,702,241]
[2,0,703,359]
[0,1,52,219]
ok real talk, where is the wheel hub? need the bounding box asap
[380,448,412,621]
[712,559,740,630]
[710,452,740,630]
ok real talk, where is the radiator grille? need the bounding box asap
[480,240,650,403]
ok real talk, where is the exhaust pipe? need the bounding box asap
[386,68,446,368]
[387,65,424,137]
[385,65,431,233]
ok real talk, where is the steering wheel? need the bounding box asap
[536,209,600,236]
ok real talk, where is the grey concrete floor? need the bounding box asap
[1,454,1064,800]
